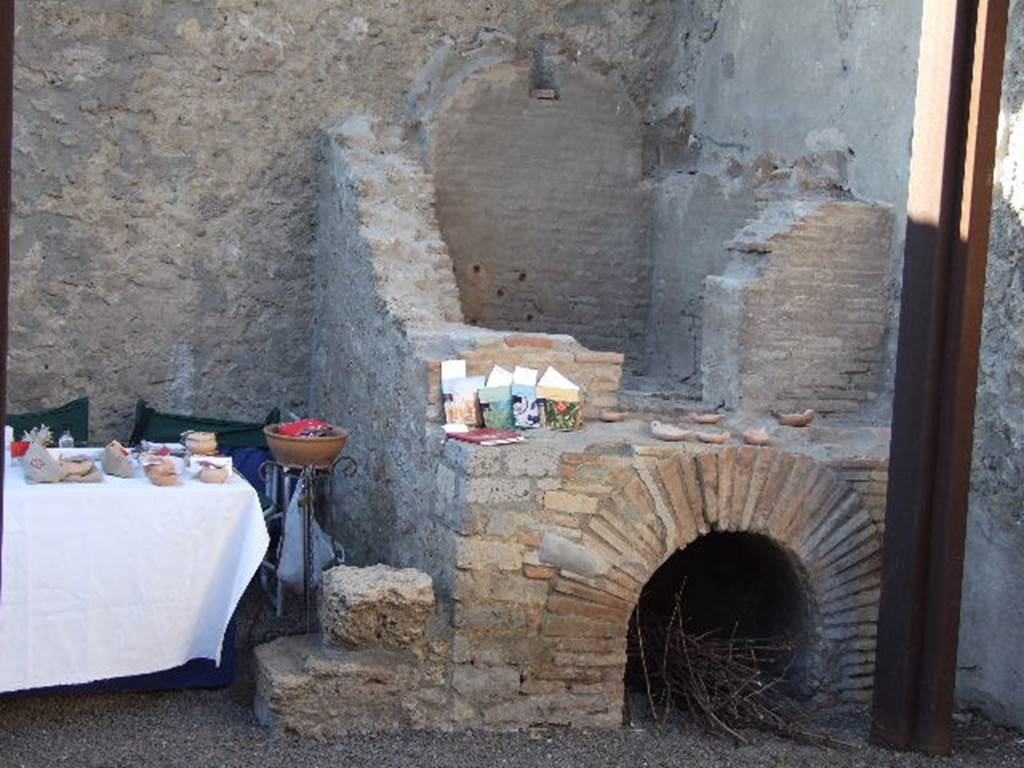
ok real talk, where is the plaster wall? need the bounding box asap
[10,0,674,438]
[959,0,1024,728]
[640,0,922,399]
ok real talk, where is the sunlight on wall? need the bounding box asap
[997,102,1024,220]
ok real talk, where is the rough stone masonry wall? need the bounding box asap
[959,0,1024,728]
[310,117,625,596]
[310,117,459,595]
[255,425,889,736]
[11,0,676,438]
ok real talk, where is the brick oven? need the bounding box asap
[255,77,892,732]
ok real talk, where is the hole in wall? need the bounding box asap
[530,39,561,99]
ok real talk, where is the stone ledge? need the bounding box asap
[254,634,450,737]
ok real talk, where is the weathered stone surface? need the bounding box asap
[456,539,524,573]
[959,0,1024,728]
[254,635,448,737]
[18,0,990,731]
[11,0,674,438]
[450,664,521,706]
[319,565,435,650]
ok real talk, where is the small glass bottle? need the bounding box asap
[58,425,75,449]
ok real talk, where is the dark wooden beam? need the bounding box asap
[871,0,1009,756]
[0,0,14,597]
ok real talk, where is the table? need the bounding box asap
[0,461,269,693]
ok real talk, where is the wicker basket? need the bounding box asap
[263,424,349,469]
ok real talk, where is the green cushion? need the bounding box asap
[7,397,90,445]
[128,400,280,449]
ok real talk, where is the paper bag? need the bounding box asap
[21,440,63,483]
[479,385,514,430]
[479,366,514,430]
[101,441,136,478]
[537,367,584,431]
[441,361,485,427]
[511,366,541,430]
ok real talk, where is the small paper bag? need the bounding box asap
[442,360,485,427]
[538,367,584,431]
[21,441,63,483]
[479,386,514,430]
[479,366,514,431]
[511,366,541,430]
[102,441,136,478]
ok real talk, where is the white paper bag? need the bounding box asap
[276,477,337,593]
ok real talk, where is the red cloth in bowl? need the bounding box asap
[277,419,333,437]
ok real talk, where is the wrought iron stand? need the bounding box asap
[258,455,356,632]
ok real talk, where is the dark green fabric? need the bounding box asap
[7,397,90,445]
[128,399,280,449]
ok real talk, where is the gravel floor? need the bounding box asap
[2,683,1023,768]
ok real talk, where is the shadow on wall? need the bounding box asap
[959,3,1024,726]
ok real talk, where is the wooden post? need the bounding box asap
[871,0,1009,755]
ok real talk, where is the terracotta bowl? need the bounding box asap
[264,424,349,469]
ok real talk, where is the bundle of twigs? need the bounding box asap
[627,591,849,747]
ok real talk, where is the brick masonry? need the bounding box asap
[307,112,890,733]
[703,199,893,416]
[442,437,886,728]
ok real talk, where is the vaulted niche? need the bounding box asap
[431,62,651,367]
[625,532,819,709]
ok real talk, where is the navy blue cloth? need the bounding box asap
[3,617,237,696]
[220,446,271,501]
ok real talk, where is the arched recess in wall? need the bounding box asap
[537,448,883,702]
[429,62,651,365]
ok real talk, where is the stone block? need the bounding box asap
[253,635,449,737]
[456,539,524,572]
[451,664,522,705]
[466,477,536,505]
[523,564,558,580]
[543,490,599,516]
[538,533,610,578]
[319,564,435,650]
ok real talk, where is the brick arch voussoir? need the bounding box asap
[540,447,885,698]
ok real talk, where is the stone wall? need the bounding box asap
[959,0,1024,728]
[10,0,675,438]
[255,422,890,735]
[310,117,626,597]
[441,425,888,726]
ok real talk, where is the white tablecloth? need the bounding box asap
[0,464,269,693]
